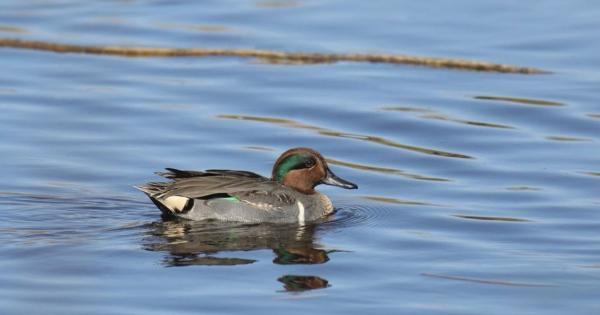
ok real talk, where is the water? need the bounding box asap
[1,1,599,314]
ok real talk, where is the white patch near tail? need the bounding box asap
[296,200,305,225]
[163,196,190,212]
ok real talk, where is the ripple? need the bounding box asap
[192,25,234,33]
[318,201,392,230]
[0,25,27,33]
[242,145,276,152]
[256,0,302,9]
[474,95,564,107]
[327,158,450,182]
[158,103,194,110]
[0,191,149,245]
[587,113,600,119]
[546,136,592,142]
[505,186,542,191]
[453,214,531,222]
[218,114,473,159]
[0,87,17,94]
[381,106,515,130]
[421,114,514,129]
[92,16,128,25]
[277,275,330,292]
[380,106,434,113]
[0,191,147,208]
[361,195,445,207]
[155,23,235,33]
[421,273,558,287]
[581,171,600,178]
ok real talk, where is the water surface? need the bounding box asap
[1,1,599,314]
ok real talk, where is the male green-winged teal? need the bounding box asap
[136,147,357,224]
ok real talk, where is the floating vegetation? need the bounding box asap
[0,38,547,74]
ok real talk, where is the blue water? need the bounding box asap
[1,1,599,314]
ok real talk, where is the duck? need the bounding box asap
[136,147,357,224]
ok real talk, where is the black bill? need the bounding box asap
[321,168,358,189]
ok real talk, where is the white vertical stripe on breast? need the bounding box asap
[296,200,305,225]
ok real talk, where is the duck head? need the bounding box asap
[272,147,358,194]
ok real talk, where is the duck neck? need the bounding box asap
[280,171,316,195]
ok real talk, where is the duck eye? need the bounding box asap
[304,159,315,168]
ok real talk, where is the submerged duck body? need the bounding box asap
[136,148,357,224]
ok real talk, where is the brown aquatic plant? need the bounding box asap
[0,38,548,74]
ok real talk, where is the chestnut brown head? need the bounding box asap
[272,147,358,194]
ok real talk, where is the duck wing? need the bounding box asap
[146,168,295,205]
[159,174,272,199]
[156,168,263,180]
[136,168,302,217]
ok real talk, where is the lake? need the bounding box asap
[1,1,599,314]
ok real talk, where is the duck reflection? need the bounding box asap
[143,217,333,291]
[273,247,329,264]
[278,275,330,292]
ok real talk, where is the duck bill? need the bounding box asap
[321,168,358,189]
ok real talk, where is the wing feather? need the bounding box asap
[144,168,297,208]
